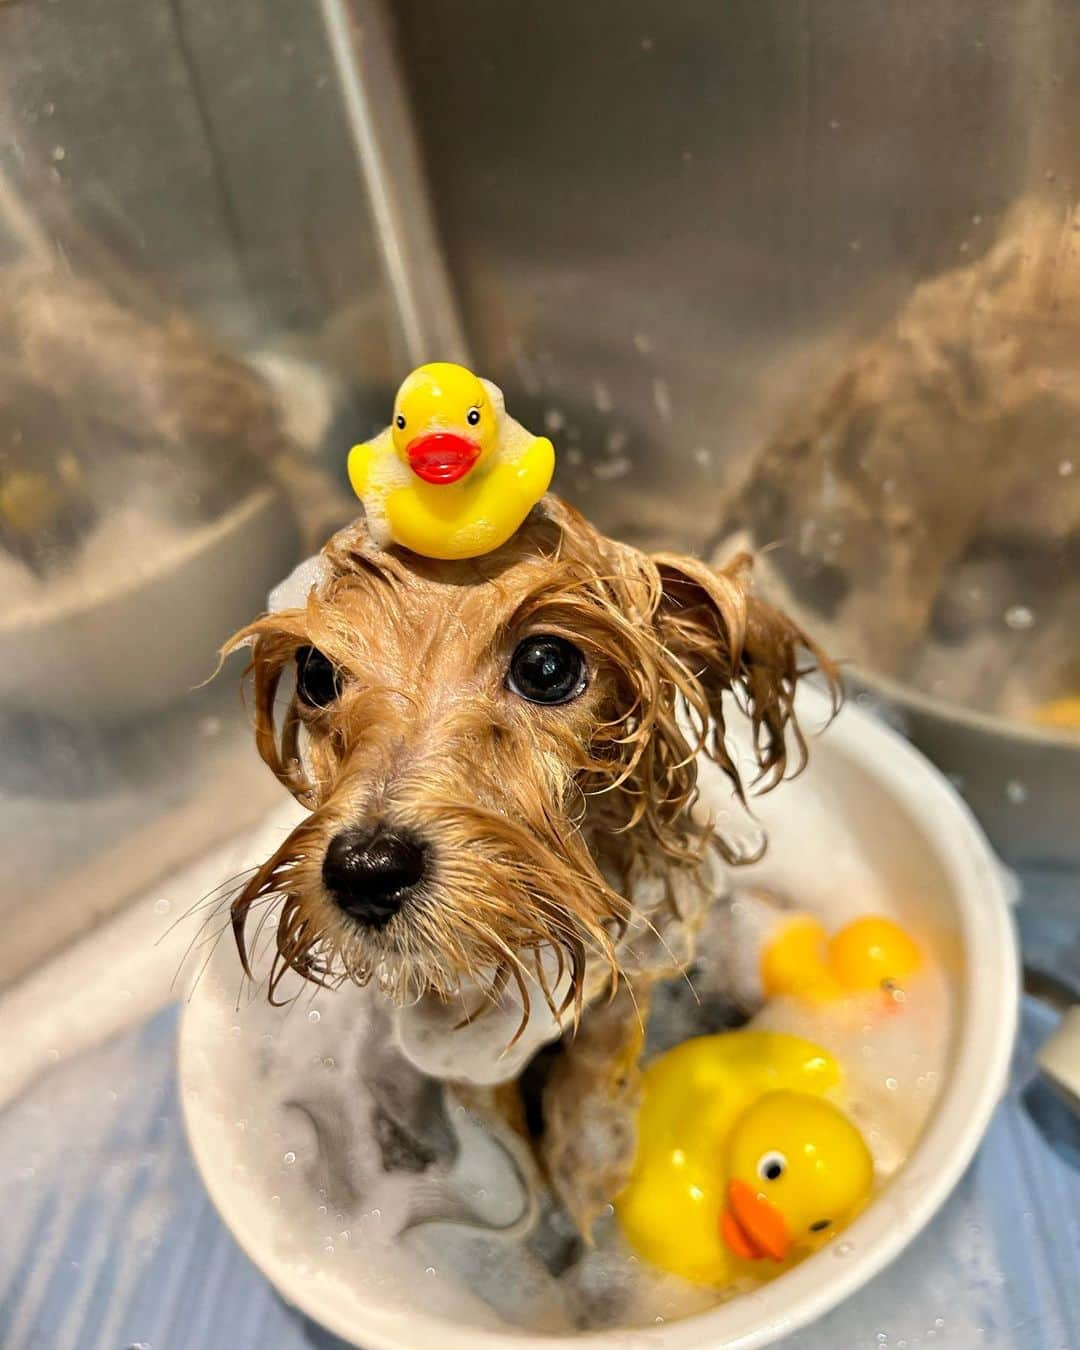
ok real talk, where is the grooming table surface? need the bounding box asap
[1,873,1077,1350]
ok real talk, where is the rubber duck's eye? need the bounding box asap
[395,414,406,430]
[507,636,587,706]
[809,1219,832,1232]
[466,407,481,426]
[756,1151,787,1183]
[295,645,342,709]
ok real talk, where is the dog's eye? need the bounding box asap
[507,636,587,706]
[295,645,342,709]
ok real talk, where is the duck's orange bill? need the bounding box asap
[407,433,481,484]
[720,1179,791,1262]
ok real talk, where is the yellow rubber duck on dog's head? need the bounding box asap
[347,362,555,560]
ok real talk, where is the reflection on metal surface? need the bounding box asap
[390,0,1080,862]
[0,0,393,972]
[395,0,1070,550]
[320,0,469,366]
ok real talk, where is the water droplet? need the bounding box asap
[318,1204,328,1216]
[593,456,631,480]
[885,1076,898,1091]
[640,35,654,52]
[283,1151,296,1165]
[544,407,565,432]
[370,1207,382,1220]
[935,1319,945,1329]
[1060,458,1074,476]
[1003,604,1035,631]
[236,1119,247,1132]
[972,213,983,225]
[849,238,863,253]
[425,1265,437,1277]
[834,1240,855,1257]
[633,331,652,355]
[322,1056,336,1069]
[51,145,66,161]
[606,428,628,454]
[592,380,613,413]
[653,378,672,422]
[1005,780,1028,805]
[829,118,841,130]
[693,446,712,467]
[153,897,171,914]
[308,1009,321,1023]
[654,1315,665,1324]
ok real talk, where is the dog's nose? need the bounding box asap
[321,827,427,927]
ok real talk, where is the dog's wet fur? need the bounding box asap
[226,496,836,1026]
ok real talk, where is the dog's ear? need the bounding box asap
[651,550,839,799]
[221,610,314,801]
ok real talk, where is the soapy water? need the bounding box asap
[186,755,952,1336]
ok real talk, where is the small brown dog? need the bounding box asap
[226,495,835,1224]
[228,495,831,1007]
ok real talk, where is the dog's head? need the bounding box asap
[225,497,835,1016]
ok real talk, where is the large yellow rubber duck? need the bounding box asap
[347,362,555,560]
[760,914,921,1008]
[615,1031,873,1287]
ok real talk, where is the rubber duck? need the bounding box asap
[1031,694,1080,734]
[760,914,921,1009]
[615,1030,873,1287]
[347,362,555,560]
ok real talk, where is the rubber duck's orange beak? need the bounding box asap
[720,1178,791,1262]
[407,432,481,484]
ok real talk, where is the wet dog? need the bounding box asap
[225,494,835,1228]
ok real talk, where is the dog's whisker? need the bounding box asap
[160,866,258,949]
[184,916,237,1004]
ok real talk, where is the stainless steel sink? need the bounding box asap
[1,0,1078,977]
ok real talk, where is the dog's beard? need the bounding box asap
[230,794,641,1033]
